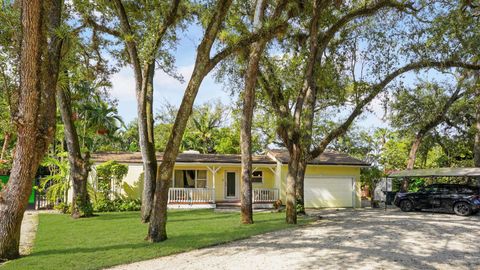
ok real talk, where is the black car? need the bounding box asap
[393,184,480,216]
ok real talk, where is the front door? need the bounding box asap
[225,172,237,199]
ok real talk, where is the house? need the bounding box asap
[89,149,369,209]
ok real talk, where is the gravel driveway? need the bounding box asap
[108,209,480,270]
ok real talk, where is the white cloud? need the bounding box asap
[110,67,136,100]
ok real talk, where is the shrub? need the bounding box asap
[54,202,71,214]
[95,160,128,199]
[92,198,141,212]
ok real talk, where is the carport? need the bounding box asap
[389,167,480,192]
[388,167,480,215]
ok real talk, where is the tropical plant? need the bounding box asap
[95,160,128,200]
[38,155,70,204]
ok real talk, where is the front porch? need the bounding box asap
[167,188,279,209]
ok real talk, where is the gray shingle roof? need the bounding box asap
[92,149,369,167]
[91,152,275,164]
[268,149,370,166]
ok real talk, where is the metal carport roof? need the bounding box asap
[388,168,480,178]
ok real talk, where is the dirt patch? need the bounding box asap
[107,209,480,270]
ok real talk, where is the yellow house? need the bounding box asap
[90,149,369,209]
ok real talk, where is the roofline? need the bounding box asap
[388,167,480,178]
[278,161,370,167]
[92,161,277,167]
[92,160,367,168]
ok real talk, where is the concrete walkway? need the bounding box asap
[107,209,480,270]
[19,210,39,255]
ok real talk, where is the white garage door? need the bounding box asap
[304,177,354,208]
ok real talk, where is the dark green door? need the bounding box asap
[226,172,236,198]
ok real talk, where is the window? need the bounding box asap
[423,185,438,193]
[252,171,263,183]
[173,170,208,188]
[456,186,475,194]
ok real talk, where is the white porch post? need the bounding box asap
[207,166,221,203]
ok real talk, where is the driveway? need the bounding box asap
[108,209,480,270]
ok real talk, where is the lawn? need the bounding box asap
[1,210,309,270]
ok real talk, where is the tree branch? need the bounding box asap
[144,0,181,63]
[208,19,289,71]
[307,60,480,160]
[319,0,416,53]
[112,0,143,87]
[83,16,121,37]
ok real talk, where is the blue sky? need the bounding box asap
[109,25,414,132]
[110,24,234,125]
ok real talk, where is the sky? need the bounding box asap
[108,24,430,133]
[110,24,235,126]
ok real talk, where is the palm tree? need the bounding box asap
[72,84,125,150]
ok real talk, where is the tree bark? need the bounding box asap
[474,74,480,189]
[148,65,213,241]
[147,0,233,242]
[0,0,63,260]
[57,81,92,219]
[240,0,268,225]
[295,157,306,215]
[0,133,10,161]
[286,144,301,224]
[110,0,180,223]
[406,134,422,170]
[292,0,322,215]
[140,64,157,223]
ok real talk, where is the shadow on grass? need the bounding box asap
[28,242,151,257]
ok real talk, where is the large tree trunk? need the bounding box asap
[0,0,62,260]
[140,64,157,223]
[147,0,233,242]
[57,82,92,219]
[286,145,301,224]
[290,0,322,215]
[401,133,423,191]
[295,157,306,215]
[407,133,425,170]
[240,0,268,225]
[148,66,209,242]
[110,0,183,223]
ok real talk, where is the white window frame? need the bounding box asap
[173,169,208,188]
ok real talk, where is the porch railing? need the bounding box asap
[253,188,279,203]
[168,188,215,204]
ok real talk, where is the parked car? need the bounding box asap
[393,184,480,216]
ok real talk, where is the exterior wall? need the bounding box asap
[86,160,361,207]
[121,164,144,187]
[87,163,277,202]
[279,165,362,208]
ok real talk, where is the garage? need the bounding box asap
[304,176,354,208]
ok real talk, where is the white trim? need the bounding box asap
[167,204,216,209]
[206,166,221,193]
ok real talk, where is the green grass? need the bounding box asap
[1,210,309,270]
